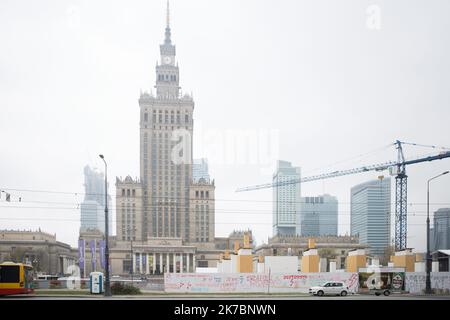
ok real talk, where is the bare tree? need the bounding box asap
[318,248,337,260]
[380,245,395,266]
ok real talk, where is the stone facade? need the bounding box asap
[115,176,143,241]
[215,230,255,251]
[109,237,196,275]
[138,14,194,241]
[0,230,77,275]
[188,178,215,243]
[255,235,367,271]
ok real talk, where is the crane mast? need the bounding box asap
[236,141,450,251]
[394,140,408,250]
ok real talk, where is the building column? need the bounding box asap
[187,253,190,273]
[166,253,170,273]
[186,253,190,273]
[193,254,196,272]
[172,253,176,273]
[180,253,184,273]
[146,253,150,275]
[153,253,156,274]
[173,254,176,273]
[133,251,136,274]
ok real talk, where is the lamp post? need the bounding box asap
[99,154,111,297]
[426,170,449,294]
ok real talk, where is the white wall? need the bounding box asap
[264,256,298,274]
[405,272,450,294]
[165,272,359,293]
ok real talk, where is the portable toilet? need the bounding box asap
[89,272,104,294]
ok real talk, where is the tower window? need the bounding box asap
[185,114,189,123]
[144,113,148,122]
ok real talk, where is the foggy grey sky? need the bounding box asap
[1,0,449,250]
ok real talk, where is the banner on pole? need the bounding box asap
[78,239,85,273]
[90,240,96,271]
[99,240,106,269]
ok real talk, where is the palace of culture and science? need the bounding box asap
[76,3,254,277]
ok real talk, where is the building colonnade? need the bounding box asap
[132,252,196,274]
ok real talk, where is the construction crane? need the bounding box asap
[235,140,450,251]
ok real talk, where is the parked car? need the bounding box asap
[309,281,350,296]
[371,288,391,296]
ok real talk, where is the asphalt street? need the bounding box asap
[2,294,450,300]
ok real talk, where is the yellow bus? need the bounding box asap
[0,261,34,295]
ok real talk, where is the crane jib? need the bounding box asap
[236,151,450,192]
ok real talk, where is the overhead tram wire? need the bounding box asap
[0,204,441,216]
[1,188,449,205]
[5,197,450,206]
[0,216,434,226]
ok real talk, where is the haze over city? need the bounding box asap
[1,0,450,253]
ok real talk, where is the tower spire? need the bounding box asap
[166,0,170,28]
[164,0,172,44]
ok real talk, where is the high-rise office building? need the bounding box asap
[116,3,218,245]
[193,158,210,183]
[431,208,450,251]
[272,160,301,236]
[301,194,338,236]
[350,177,391,257]
[80,165,112,235]
[137,7,194,241]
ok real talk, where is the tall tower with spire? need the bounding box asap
[156,0,180,99]
[138,1,194,241]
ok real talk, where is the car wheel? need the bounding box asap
[375,292,381,296]
[317,290,324,297]
[340,291,348,296]
[383,290,390,296]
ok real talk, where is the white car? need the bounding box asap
[309,281,350,296]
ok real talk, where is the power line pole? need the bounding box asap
[99,154,111,297]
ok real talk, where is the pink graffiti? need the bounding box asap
[347,273,358,288]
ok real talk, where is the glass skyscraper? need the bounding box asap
[272,160,301,236]
[431,208,450,251]
[301,194,338,236]
[80,165,112,235]
[350,177,391,257]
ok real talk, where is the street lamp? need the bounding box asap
[426,170,449,294]
[99,154,112,297]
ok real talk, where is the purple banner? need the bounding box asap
[142,253,147,273]
[135,253,140,273]
[78,239,85,272]
[99,240,106,269]
[90,240,96,271]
